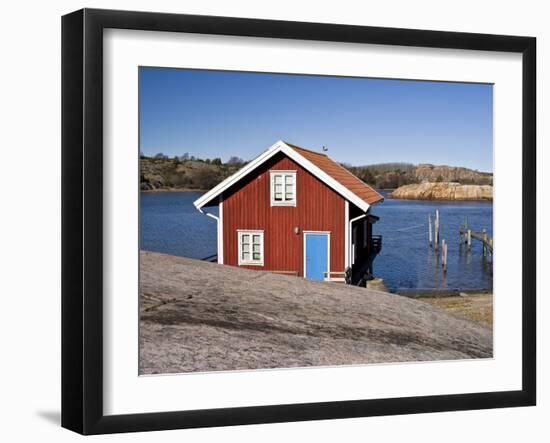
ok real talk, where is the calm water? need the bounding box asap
[140,191,493,292]
[371,191,492,292]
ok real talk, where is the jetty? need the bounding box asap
[459,217,493,254]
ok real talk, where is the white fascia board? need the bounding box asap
[193,140,370,213]
[344,200,349,269]
[218,197,224,264]
[193,140,286,209]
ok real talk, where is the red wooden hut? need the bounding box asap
[194,141,383,284]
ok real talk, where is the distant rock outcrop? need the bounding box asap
[390,182,493,201]
[343,162,492,190]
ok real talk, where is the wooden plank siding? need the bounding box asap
[222,152,345,276]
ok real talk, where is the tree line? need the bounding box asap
[343,162,420,189]
[142,151,246,166]
[141,153,491,191]
[140,153,248,191]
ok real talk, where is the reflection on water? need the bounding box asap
[140,191,493,292]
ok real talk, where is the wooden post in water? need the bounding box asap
[435,209,439,251]
[442,239,448,272]
[482,228,488,255]
[467,229,472,250]
[428,214,433,247]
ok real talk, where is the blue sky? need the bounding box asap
[139,67,493,172]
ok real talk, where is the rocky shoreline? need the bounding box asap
[390,182,492,201]
[140,251,492,374]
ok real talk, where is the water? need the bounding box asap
[371,191,492,292]
[140,191,493,292]
[140,192,218,260]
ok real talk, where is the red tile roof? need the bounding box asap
[286,142,384,206]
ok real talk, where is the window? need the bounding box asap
[270,171,296,206]
[238,230,264,265]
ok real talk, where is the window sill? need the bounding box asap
[270,202,296,207]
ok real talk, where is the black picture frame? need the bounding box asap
[62,8,536,435]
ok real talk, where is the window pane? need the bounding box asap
[273,174,296,204]
[242,251,250,260]
[242,243,250,253]
[253,252,261,260]
[252,235,261,244]
[252,243,260,253]
[242,234,249,244]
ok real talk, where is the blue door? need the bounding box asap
[305,233,329,281]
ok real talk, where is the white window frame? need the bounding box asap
[237,230,264,266]
[270,170,297,207]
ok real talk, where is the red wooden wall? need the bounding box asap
[222,152,345,276]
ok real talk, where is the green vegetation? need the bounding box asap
[344,162,492,189]
[140,152,493,191]
[140,153,246,191]
[343,162,419,189]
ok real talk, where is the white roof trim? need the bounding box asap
[193,140,370,212]
[193,140,285,209]
[280,144,370,212]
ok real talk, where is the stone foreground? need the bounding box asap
[139,251,493,374]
